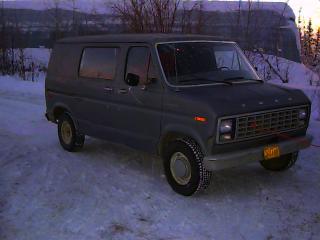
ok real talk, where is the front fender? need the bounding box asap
[160,123,212,155]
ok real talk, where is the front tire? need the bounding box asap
[260,152,299,171]
[58,113,85,152]
[163,138,212,196]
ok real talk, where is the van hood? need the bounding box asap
[175,83,310,116]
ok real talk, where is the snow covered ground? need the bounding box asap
[0,50,320,240]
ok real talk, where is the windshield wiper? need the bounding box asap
[224,77,264,83]
[179,78,233,86]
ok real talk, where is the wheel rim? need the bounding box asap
[61,121,72,145]
[170,152,192,185]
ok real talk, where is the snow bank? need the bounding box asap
[249,53,319,85]
[0,75,45,99]
[24,48,51,67]
[1,48,50,82]
[9,48,51,68]
[0,48,47,100]
[248,53,320,119]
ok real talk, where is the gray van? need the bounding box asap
[45,34,312,196]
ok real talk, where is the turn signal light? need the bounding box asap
[194,116,207,122]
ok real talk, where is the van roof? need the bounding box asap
[58,34,233,44]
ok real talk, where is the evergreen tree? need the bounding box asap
[314,27,320,65]
[305,18,314,58]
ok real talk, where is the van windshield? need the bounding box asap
[157,42,260,86]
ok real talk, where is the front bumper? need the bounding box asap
[203,135,313,171]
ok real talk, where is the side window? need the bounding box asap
[79,48,118,80]
[125,47,150,86]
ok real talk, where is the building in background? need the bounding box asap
[182,1,301,62]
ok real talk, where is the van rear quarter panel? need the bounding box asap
[46,43,83,118]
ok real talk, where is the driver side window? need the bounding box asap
[125,47,150,86]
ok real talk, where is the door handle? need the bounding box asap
[104,87,113,92]
[118,89,128,94]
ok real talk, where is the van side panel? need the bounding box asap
[46,42,164,154]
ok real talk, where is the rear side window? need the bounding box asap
[79,48,118,80]
[125,47,150,85]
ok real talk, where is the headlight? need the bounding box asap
[220,133,233,142]
[220,119,233,133]
[219,119,235,142]
[298,109,307,120]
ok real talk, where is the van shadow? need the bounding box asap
[78,137,165,179]
[78,137,301,199]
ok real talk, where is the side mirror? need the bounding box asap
[126,73,140,86]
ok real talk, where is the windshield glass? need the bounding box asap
[157,42,260,86]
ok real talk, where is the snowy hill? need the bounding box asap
[4,0,108,13]
[3,0,113,13]
[4,0,295,19]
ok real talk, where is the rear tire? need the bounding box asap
[163,138,212,196]
[260,152,299,171]
[58,113,85,152]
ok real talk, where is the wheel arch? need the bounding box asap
[52,103,72,122]
[158,125,208,157]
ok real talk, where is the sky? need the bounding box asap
[287,0,320,29]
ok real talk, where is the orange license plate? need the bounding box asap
[264,145,280,160]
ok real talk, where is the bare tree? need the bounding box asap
[180,1,205,34]
[241,1,297,83]
[180,3,193,33]
[68,0,79,35]
[45,0,64,41]
[0,1,29,79]
[111,0,182,33]
[0,0,9,75]
[237,0,242,25]
[193,1,205,34]
[111,0,207,34]
[243,0,254,50]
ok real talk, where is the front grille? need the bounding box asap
[235,106,307,141]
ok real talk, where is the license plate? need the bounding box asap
[264,145,280,160]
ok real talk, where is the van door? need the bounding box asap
[113,46,163,152]
[75,47,119,137]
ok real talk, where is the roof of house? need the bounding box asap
[58,34,231,44]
